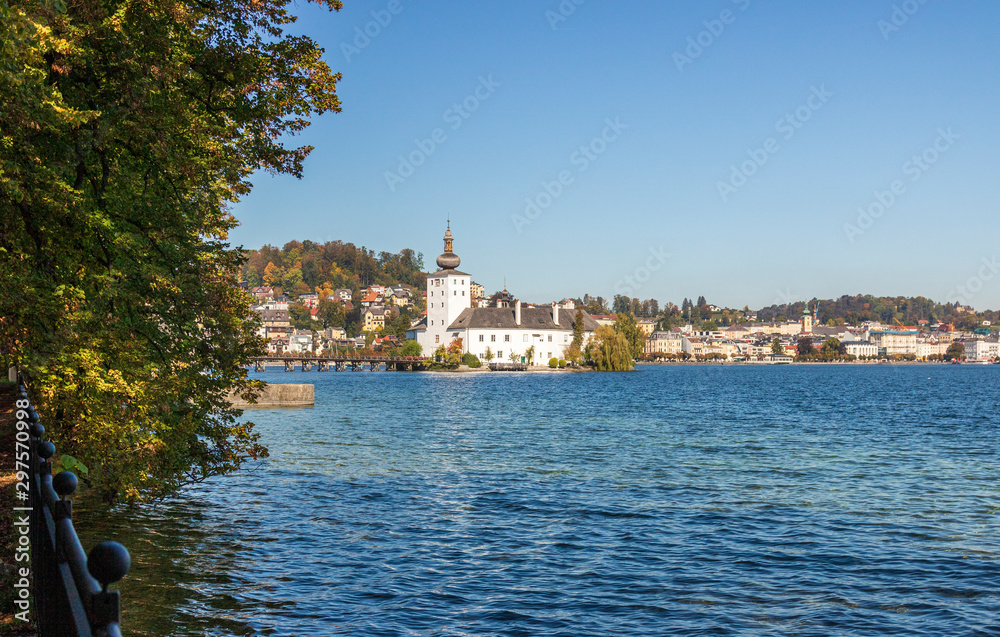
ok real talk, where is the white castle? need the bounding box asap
[407,224,599,364]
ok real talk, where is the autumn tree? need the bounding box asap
[587,325,634,371]
[0,0,342,502]
[613,312,644,360]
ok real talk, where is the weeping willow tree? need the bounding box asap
[0,0,342,502]
[587,325,635,372]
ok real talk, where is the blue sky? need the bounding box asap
[230,0,1000,311]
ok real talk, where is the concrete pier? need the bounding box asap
[230,383,314,408]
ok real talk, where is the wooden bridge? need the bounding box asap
[250,354,428,372]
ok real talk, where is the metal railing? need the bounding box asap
[17,382,131,637]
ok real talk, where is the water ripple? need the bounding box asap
[75,365,1000,636]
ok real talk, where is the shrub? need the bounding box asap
[548,357,558,368]
[558,359,567,368]
[462,352,482,368]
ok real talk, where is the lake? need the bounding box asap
[77,365,999,636]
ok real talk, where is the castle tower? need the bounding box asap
[422,222,471,352]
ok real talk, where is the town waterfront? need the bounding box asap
[77,365,998,636]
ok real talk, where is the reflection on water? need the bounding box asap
[76,366,1000,636]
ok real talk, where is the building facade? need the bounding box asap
[407,225,598,363]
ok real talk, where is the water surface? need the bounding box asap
[78,365,999,636]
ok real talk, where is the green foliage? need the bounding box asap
[242,241,425,299]
[588,325,634,371]
[0,0,345,502]
[288,303,314,329]
[315,298,347,329]
[701,321,719,331]
[462,352,481,368]
[399,339,422,357]
[482,347,494,361]
[796,337,815,358]
[771,339,784,354]
[945,342,965,361]
[558,359,567,368]
[548,357,558,368]
[819,338,846,361]
[613,313,644,360]
[54,454,89,479]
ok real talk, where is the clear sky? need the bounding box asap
[230,0,1000,311]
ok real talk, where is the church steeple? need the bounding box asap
[436,220,461,270]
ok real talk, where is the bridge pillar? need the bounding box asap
[284,360,294,372]
[301,360,311,372]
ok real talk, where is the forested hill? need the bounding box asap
[758,294,995,329]
[240,240,425,297]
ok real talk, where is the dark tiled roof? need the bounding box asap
[448,307,599,331]
[426,268,471,277]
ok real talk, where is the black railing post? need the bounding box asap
[19,381,131,637]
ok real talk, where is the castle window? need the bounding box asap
[504,335,510,342]
[479,335,484,342]
[491,335,496,342]
[497,351,502,358]
[548,335,552,342]
[435,335,440,343]
[523,334,528,342]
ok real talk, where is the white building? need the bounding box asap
[407,225,599,363]
[868,330,918,356]
[844,341,878,358]
[288,330,314,353]
[964,339,999,362]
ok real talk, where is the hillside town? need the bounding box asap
[242,226,999,365]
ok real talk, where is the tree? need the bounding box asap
[613,313,644,360]
[612,294,630,314]
[398,339,422,357]
[2,0,343,502]
[796,337,815,358]
[945,342,965,361]
[263,262,284,287]
[702,321,719,331]
[524,345,536,365]
[316,298,346,329]
[771,339,784,354]
[483,347,495,361]
[819,338,845,361]
[588,325,634,371]
[446,337,464,365]
[288,303,314,329]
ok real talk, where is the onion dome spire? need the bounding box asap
[436,220,461,270]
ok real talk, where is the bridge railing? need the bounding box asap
[16,382,131,637]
